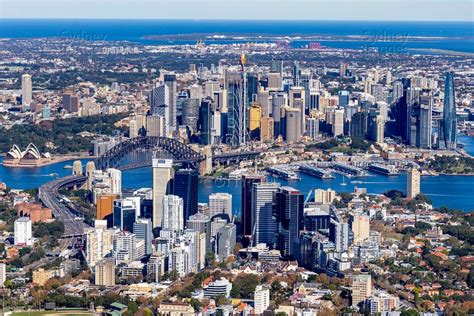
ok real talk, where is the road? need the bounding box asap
[38,175,89,238]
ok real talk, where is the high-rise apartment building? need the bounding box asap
[162,195,184,232]
[407,168,421,199]
[95,258,116,287]
[314,189,336,204]
[21,74,32,106]
[254,285,270,314]
[14,217,32,246]
[350,215,370,244]
[352,274,372,307]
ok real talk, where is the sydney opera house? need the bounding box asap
[3,143,53,167]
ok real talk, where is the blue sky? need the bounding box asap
[1,0,473,21]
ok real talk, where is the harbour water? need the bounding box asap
[0,135,473,212]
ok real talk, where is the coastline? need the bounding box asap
[1,153,94,168]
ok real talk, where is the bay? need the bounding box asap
[1,137,473,212]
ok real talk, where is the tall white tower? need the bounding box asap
[152,159,173,229]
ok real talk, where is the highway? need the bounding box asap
[38,175,89,238]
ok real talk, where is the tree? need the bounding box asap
[384,190,407,200]
[467,269,474,288]
[214,295,228,306]
[189,298,202,312]
[230,274,260,299]
[415,221,432,231]
[401,309,418,316]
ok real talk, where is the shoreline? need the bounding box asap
[1,154,95,169]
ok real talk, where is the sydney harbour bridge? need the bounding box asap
[96,136,205,170]
[39,136,259,237]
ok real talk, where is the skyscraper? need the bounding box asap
[350,111,368,139]
[173,168,198,223]
[216,223,236,261]
[338,90,350,106]
[242,174,265,236]
[199,98,213,145]
[252,182,279,245]
[113,198,139,232]
[150,84,170,136]
[187,212,211,252]
[442,71,457,150]
[292,61,301,86]
[274,187,304,258]
[249,102,262,140]
[419,93,433,149]
[285,107,301,142]
[407,167,421,199]
[270,58,283,75]
[331,109,345,137]
[164,74,177,133]
[350,215,370,244]
[226,71,246,145]
[21,74,32,106]
[162,195,184,232]
[289,86,306,135]
[152,159,173,229]
[329,219,349,252]
[133,218,153,255]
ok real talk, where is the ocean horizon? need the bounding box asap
[1,19,473,53]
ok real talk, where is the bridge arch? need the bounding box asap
[96,136,204,170]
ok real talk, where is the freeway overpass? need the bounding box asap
[38,175,90,238]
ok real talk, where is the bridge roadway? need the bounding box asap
[38,175,90,238]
